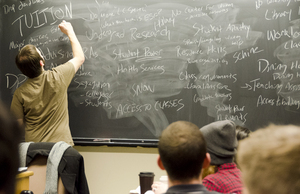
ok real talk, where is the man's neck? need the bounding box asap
[168,178,202,187]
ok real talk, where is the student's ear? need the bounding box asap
[202,153,211,169]
[157,155,165,170]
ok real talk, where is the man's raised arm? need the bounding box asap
[58,20,85,72]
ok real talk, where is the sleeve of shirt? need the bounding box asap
[10,91,24,120]
[52,61,76,87]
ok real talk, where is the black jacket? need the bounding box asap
[25,142,90,194]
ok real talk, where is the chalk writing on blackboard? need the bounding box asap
[1,0,300,141]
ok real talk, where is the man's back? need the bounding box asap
[11,62,75,145]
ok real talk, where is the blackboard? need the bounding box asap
[1,0,300,146]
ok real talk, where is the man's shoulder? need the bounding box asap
[47,61,75,83]
[51,61,74,72]
[14,78,31,93]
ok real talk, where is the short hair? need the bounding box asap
[15,44,44,78]
[237,124,300,194]
[158,121,207,183]
[0,101,22,194]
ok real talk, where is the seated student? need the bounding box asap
[152,121,221,194]
[200,120,243,194]
[0,101,22,194]
[202,124,251,178]
[237,124,300,194]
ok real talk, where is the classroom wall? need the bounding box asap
[74,146,166,194]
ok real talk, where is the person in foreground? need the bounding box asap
[10,20,85,146]
[152,121,221,194]
[0,101,22,194]
[200,120,243,194]
[237,124,300,194]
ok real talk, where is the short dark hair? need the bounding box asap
[158,121,207,183]
[0,101,22,194]
[15,44,44,78]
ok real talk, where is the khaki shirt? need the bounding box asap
[11,62,75,146]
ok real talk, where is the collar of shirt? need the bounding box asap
[166,184,208,193]
[217,163,237,171]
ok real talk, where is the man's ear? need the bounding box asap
[157,155,165,170]
[40,60,44,67]
[202,153,211,169]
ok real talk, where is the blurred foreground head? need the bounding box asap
[237,124,300,194]
[0,101,22,194]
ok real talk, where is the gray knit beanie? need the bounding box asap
[200,120,237,165]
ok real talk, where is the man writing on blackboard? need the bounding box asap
[10,20,84,146]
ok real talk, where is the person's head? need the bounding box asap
[236,125,251,141]
[237,124,300,194]
[157,121,210,183]
[15,44,45,78]
[200,120,237,165]
[0,101,22,194]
